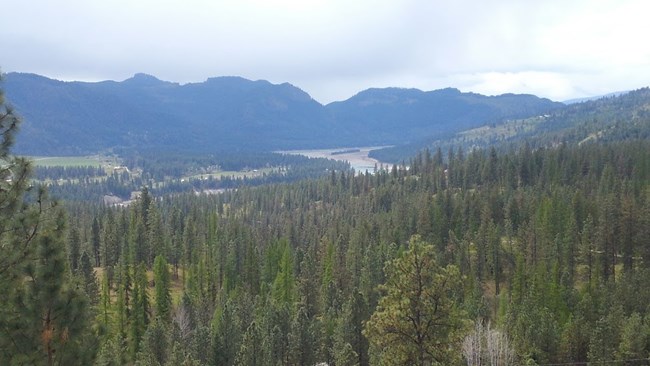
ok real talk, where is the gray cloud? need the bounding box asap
[2,0,649,103]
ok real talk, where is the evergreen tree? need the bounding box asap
[130,262,150,359]
[364,235,468,365]
[95,335,126,366]
[100,211,119,283]
[129,214,148,268]
[10,209,97,365]
[135,319,170,366]
[115,259,132,342]
[588,304,624,363]
[271,241,295,305]
[154,254,172,322]
[0,79,35,362]
[235,321,263,366]
[92,216,102,267]
[211,298,242,366]
[617,312,647,362]
[147,204,166,265]
[79,249,100,303]
[0,80,96,365]
[288,305,316,365]
[100,273,111,329]
[68,226,81,273]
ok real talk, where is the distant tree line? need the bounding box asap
[34,165,106,180]
[40,153,350,202]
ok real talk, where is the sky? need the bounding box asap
[2,0,650,104]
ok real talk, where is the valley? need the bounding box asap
[3,1,649,364]
[2,76,650,366]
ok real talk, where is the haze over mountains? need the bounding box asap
[4,72,562,155]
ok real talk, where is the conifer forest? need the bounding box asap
[2,83,650,365]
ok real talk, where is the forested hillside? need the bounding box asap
[4,72,561,155]
[371,87,650,163]
[54,139,649,365]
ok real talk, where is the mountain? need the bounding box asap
[3,72,563,155]
[4,73,331,155]
[370,87,650,162]
[327,87,561,145]
[562,90,630,104]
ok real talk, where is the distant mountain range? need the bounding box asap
[3,72,563,155]
[370,87,650,162]
[563,91,629,104]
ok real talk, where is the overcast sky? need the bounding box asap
[2,0,649,104]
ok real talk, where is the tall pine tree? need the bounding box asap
[0,75,96,365]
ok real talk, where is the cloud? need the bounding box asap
[2,0,649,103]
[458,71,575,98]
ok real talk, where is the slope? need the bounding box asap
[371,87,650,162]
[4,72,562,155]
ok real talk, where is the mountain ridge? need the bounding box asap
[3,72,563,155]
[370,86,650,162]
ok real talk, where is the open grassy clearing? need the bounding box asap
[185,167,276,181]
[28,155,115,168]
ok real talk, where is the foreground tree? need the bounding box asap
[0,79,96,364]
[0,76,34,361]
[364,235,468,365]
[16,209,96,364]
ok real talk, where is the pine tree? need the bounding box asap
[92,216,102,267]
[580,215,595,288]
[100,211,119,283]
[135,319,170,366]
[95,335,126,366]
[100,273,111,329]
[129,213,148,267]
[154,254,172,322]
[11,208,97,364]
[617,312,647,362]
[271,241,295,305]
[115,259,132,341]
[0,78,96,365]
[79,249,100,303]
[332,297,361,366]
[235,320,263,366]
[130,262,150,359]
[0,78,36,362]
[364,235,468,365]
[211,298,242,366]
[68,226,81,273]
[288,305,316,365]
[147,204,166,264]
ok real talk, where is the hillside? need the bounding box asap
[371,87,650,162]
[4,73,331,155]
[3,72,562,155]
[327,87,561,143]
